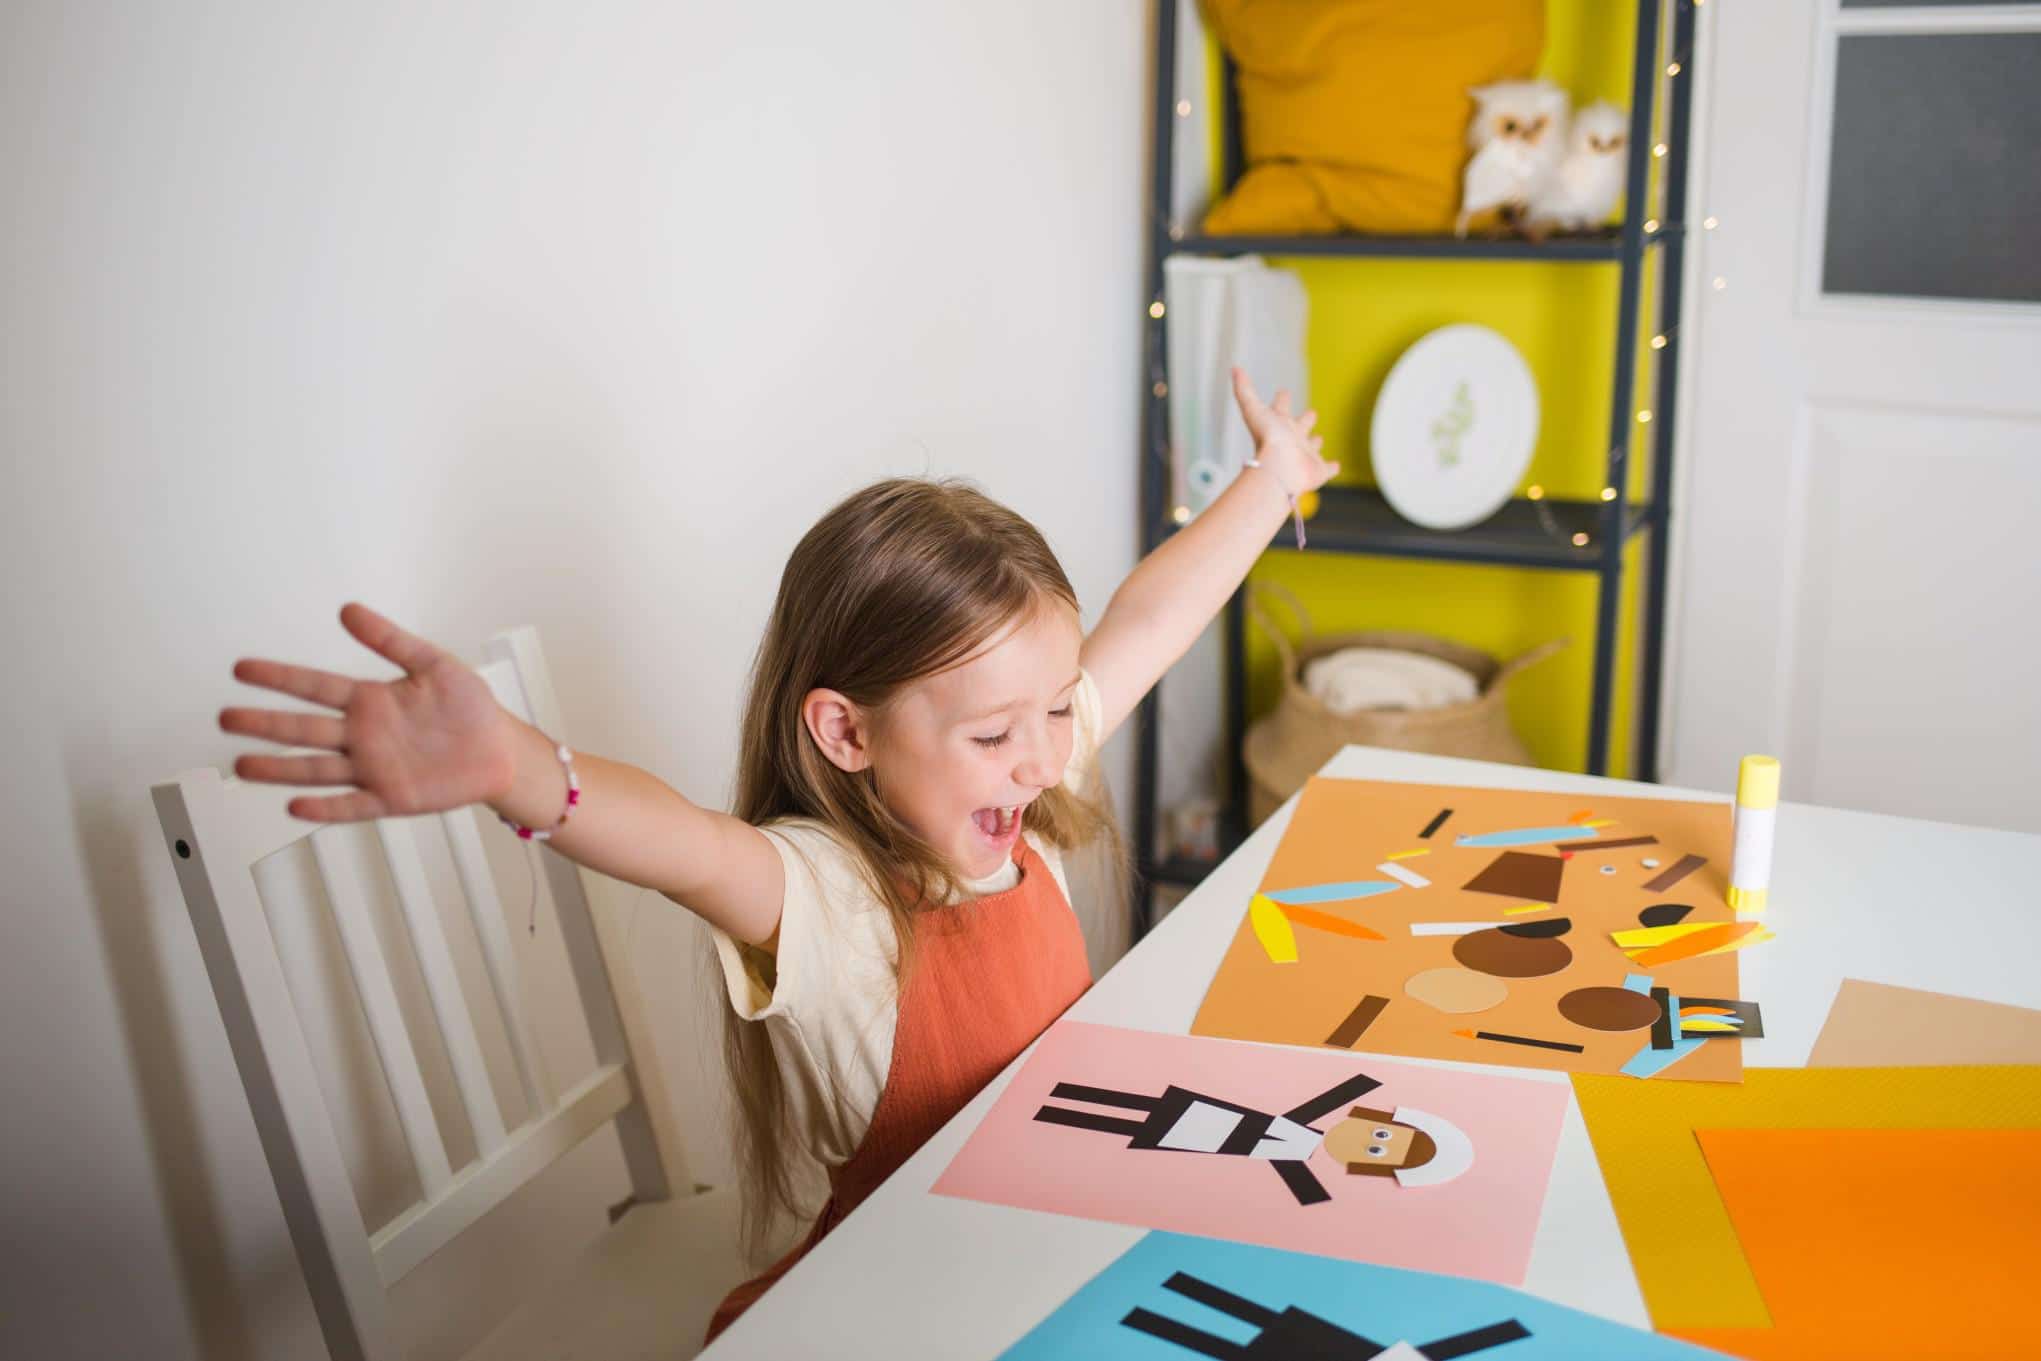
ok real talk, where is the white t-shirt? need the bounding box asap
[709,668,1105,1170]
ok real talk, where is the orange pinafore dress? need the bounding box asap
[704,836,1092,1345]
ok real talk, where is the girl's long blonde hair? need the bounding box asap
[722,477,1123,1258]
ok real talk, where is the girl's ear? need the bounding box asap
[802,688,872,772]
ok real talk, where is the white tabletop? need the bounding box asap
[703,747,2041,1358]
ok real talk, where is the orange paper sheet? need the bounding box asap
[1670,1127,2041,1361]
[1571,1065,2041,1332]
[1194,777,1748,1080]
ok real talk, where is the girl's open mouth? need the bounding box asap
[972,803,1024,847]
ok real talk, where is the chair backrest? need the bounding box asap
[153,625,692,1361]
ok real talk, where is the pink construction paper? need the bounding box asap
[932,1020,1571,1285]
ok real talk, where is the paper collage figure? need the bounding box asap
[1192,778,1767,1082]
[1033,1069,1472,1205]
[996,1231,1735,1360]
[936,1020,1569,1284]
[1122,1271,1526,1359]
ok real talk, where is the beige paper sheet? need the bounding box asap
[1808,978,2041,1068]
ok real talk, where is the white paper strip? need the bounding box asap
[1377,861,1433,889]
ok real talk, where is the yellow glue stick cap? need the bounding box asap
[1735,754,1780,810]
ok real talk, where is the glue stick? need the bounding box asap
[1726,755,1779,915]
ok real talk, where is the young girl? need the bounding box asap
[219,371,1333,1343]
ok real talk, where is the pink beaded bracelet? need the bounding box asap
[497,740,581,840]
[1244,455,1307,550]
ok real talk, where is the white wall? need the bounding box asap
[0,3,1147,1356]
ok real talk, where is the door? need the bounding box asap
[1667,0,2041,833]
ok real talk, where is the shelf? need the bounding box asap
[1167,225,1680,264]
[1132,0,1695,937]
[1163,486,1657,571]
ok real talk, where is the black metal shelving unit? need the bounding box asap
[1132,0,1699,936]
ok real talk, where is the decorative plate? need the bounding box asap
[1371,324,1539,530]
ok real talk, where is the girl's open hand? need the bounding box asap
[219,603,515,822]
[1231,366,1339,498]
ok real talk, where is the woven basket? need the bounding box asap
[1242,581,1565,825]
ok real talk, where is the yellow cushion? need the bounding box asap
[1201,0,1545,236]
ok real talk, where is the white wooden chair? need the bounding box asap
[153,625,750,1360]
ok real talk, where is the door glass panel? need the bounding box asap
[1822,32,2041,304]
[1842,1,2027,9]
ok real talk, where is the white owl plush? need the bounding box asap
[1528,100,1629,233]
[1455,79,1570,237]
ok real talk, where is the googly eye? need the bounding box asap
[1373,1128,1392,1140]
[1600,864,1616,875]
[1367,1144,1386,1157]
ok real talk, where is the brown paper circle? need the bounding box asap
[1404,966,1510,1014]
[1557,985,1663,1032]
[1453,928,1573,979]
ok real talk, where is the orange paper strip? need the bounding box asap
[1630,920,1769,969]
[1279,904,1387,942]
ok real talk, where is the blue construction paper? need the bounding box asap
[1263,880,1402,906]
[998,1231,1732,1360]
[1455,826,1598,848]
[1623,973,1655,994]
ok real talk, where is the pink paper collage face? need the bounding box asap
[934,1020,1572,1285]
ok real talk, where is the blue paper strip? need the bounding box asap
[1264,881,1402,906]
[1455,826,1599,849]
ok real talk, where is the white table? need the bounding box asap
[704,747,2041,1358]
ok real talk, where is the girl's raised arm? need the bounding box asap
[220,603,785,948]
[1081,368,1338,743]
